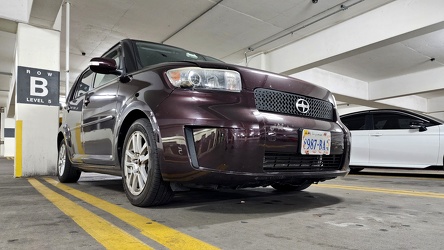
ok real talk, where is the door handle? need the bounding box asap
[370,133,383,137]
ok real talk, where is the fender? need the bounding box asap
[61,124,72,148]
[113,97,164,168]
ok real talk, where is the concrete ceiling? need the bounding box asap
[0,0,443,118]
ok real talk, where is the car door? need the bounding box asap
[65,69,94,163]
[369,112,440,168]
[81,47,122,165]
[341,113,370,165]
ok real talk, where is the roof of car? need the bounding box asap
[341,109,415,116]
[340,109,443,124]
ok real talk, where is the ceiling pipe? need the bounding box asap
[65,0,71,99]
[247,0,365,52]
[161,0,223,44]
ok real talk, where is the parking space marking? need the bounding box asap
[44,177,220,250]
[317,183,444,199]
[28,178,153,250]
[349,173,444,181]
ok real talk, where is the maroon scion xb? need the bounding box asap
[57,39,350,207]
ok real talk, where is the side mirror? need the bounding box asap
[409,120,427,132]
[89,57,120,75]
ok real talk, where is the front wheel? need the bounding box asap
[57,139,81,183]
[272,180,312,192]
[122,118,174,207]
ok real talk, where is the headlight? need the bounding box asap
[166,67,241,92]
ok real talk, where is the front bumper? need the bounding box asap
[155,89,350,187]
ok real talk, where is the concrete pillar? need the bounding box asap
[0,111,3,156]
[14,23,60,177]
[2,117,15,157]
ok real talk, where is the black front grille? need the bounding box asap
[254,88,334,121]
[263,152,343,172]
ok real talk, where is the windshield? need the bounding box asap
[135,41,222,68]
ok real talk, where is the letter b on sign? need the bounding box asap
[30,76,49,97]
[17,66,60,106]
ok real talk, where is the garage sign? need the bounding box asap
[17,66,60,106]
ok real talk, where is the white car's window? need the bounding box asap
[373,113,419,130]
[341,114,367,130]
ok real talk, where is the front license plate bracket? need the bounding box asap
[300,129,331,155]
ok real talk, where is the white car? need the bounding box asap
[340,109,444,172]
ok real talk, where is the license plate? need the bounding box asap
[301,129,331,155]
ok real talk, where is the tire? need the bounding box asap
[272,180,312,192]
[57,139,81,183]
[122,118,174,207]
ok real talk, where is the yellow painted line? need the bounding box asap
[15,120,22,177]
[28,178,153,250]
[44,177,220,250]
[350,173,444,182]
[317,183,444,199]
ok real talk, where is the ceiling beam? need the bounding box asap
[263,0,444,75]
[428,96,444,113]
[0,0,32,23]
[369,66,444,100]
[29,0,63,29]
[291,68,368,100]
[293,67,433,113]
[377,95,428,113]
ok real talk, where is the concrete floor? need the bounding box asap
[1,157,444,250]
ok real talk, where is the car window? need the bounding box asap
[341,114,367,130]
[93,47,121,88]
[373,113,421,130]
[73,70,94,98]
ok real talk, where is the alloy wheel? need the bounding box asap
[124,131,151,195]
[58,143,66,176]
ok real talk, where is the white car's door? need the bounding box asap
[340,113,369,166]
[349,130,370,165]
[369,113,440,168]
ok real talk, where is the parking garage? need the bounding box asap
[1,0,444,249]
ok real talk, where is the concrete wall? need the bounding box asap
[2,117,15,157]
